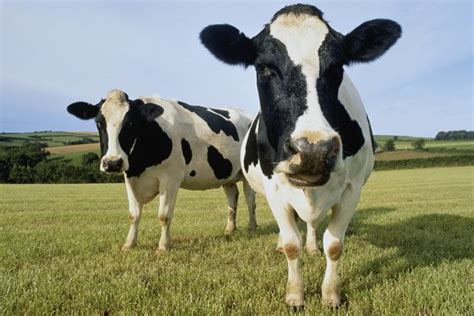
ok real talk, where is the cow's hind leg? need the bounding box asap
[157,186,179,252]
[243,178,257,231]
[322,185,360,307]
[122,182,143,251]
[223,183,239,234]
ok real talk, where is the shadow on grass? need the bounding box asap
[351,210,473,290]
[169,221,281,251]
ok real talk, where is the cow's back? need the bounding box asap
[140,96,252,190]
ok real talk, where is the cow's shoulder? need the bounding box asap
[125,97,174,178]
[243,112,275,180]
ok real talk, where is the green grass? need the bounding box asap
[1,167,472,314]
[49,150,101,166]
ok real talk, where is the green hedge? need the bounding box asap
[374,155,474,171]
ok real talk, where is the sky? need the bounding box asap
[1,0,473,137]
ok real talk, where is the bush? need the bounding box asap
[82,153,100,166]
[0,143,122,183]
[384,139,396,151]
[6,142,49,167]
[412,138,425,150]
[8,165,37,183]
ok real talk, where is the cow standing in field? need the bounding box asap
[200,4,401,307]
[67,90,257,252]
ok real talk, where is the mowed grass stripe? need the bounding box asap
[1,166,472,314]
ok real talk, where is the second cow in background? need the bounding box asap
[67,89,256,252]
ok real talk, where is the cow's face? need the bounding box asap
[67,90,163,173]
[201,4,400,187]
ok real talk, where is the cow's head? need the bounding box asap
[200,4,401,187]
[67,90,164,173]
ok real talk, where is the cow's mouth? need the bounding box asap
[286,173,330,187]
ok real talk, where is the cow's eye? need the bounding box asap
[257,64,278,80]
[96,121,103,128]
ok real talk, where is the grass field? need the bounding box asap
[47,144,101,165]
[374,150,453,161]
[0,132,99,151]
[374,136,474,152]
[1,166,472,314]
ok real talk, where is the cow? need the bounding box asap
[67,89,257,252]
[200,4,401,307]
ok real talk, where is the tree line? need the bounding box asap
[0,143,122,184]
[435,130,474,140]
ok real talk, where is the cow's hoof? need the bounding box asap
[286,282,304,307]
[276,245,285,253]
[247,225,257,232]
[248,223,257,231]
[224,226,236,235]
[305,246,321,256]
[157,243,170,253]
[321,295,341,308]
[121,244,135,252]
[224,230,234,236]
[285,293,304,307]
[155,248,169,255]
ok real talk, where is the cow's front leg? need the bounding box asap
[122,182,143,251]
[322,185,360,307]
[268,198,304,307]
[223,183,239,234]
[157,187,179,252]
[243,178,257,231]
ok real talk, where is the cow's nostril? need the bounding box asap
[285,138,299,155]
[328,136,341,155]
[102,159,123,172]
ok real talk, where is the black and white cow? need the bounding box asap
[67,89,257,252]
[200,4,400,307]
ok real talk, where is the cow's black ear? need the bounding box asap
[67,102,99,120]
[343,19,401,64]
[140,103,164,122]
[200,24,257,67]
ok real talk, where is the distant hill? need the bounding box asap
[0,131,99,149]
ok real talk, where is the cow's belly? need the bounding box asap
[179,153,242,190]
[180,172,240,190]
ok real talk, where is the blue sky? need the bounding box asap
[1,0,472,137]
